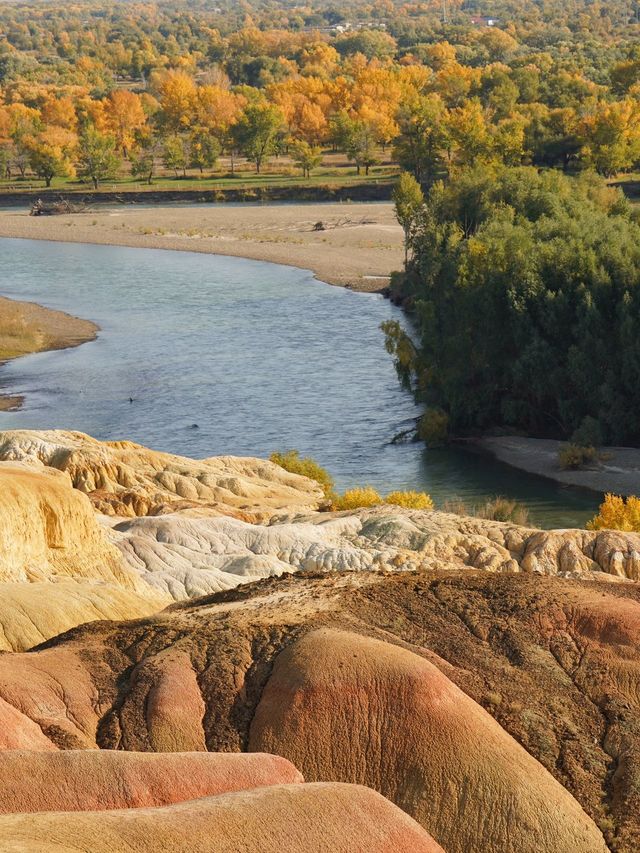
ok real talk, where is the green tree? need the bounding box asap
[77,127,120,189]
[188,128,220,174]
[232,102,283,173]
[163,135,188,177]
[393,172,424,263]
[290,139,322,178]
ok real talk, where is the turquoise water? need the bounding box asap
[0,237,600,528]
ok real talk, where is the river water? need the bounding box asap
[0,237,600,528]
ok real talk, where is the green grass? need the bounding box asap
[0,164,399,195]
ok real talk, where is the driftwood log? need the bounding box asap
[30,199,90,216]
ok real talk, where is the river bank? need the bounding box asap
[0,202,404,291]
[0,296,98,410]
[477,436,640,498]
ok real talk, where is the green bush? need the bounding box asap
[558,443,598,470]
[417,408,449,447]
[571,416,603,449]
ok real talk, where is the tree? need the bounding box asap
[104,90,146,156]
[290,139,322,177]
[386,166,640,445]
[77,127,120,189]
[130,135,162,185]
[343,118,378,175]
[188,128,220,174]
[162,135,188,177]
[232,102,283,173]
[25,129,76,187]
[393,172,424,263]
[393,94,450,184]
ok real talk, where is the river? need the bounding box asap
[0,237,600,528]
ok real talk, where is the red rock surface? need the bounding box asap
[0,750,303,813]
[0,570,637,850]
[0,782,444,853]
[249,627,607,853]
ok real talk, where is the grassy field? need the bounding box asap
[0,153,400,195]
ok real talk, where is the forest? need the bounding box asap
[385,166,640,447]
[1,1,640,186]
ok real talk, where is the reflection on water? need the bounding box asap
[0,237,600,528]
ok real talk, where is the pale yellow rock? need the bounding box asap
[0,430,324,519]
[0,461,168,650]
[0,580,166,652]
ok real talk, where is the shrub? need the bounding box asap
[417,408,449,447]
[269,450,334,500]
[441,496,529,525]
[441,498,469,516]
[474,497,530,526]
[587,493,640,531]
[571,415,603,449]
[558,443,598,470]
[332,487,382,510]
[384,490,434,510]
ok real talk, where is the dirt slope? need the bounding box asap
[0,570,636,850]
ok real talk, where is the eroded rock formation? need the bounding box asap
[0,570,636,850]
[0,783,443,853]
[0,429,324,519]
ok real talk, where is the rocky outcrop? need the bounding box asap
[0,751,304,812]
[0,462,137,587]
[108,505,640,602]
[250,628,605,853]
[0,570,636,849]
[0,430,324,519]
[0,580,163,652]
[0,461,167,650]
[0,782,443,853]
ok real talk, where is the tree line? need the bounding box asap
[4,1,640,185]
[386,165,640,447]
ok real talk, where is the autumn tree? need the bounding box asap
[25,127,76,186]
[104,90,146,157]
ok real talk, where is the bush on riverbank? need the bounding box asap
[558,444,598,470]
[269,450,334,501]
[384,165,640,447]
[270,450,434,512]
[587,494,640,531]
[442,496,530,526]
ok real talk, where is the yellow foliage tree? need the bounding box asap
[587,494,640,532]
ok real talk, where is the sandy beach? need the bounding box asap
[0,201,405,291]
[0,296,98,411]
[477,436,640,497]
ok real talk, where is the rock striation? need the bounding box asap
[0,569,635,849]
[0,782,443,853]
[0,750,304,812]
[0,461,167,650]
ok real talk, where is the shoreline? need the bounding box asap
[0,202,405,292]
[0,296,99,411]
[474,436,640,498]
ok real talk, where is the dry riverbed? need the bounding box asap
[0,202,405,291]
[0,296,98,410]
